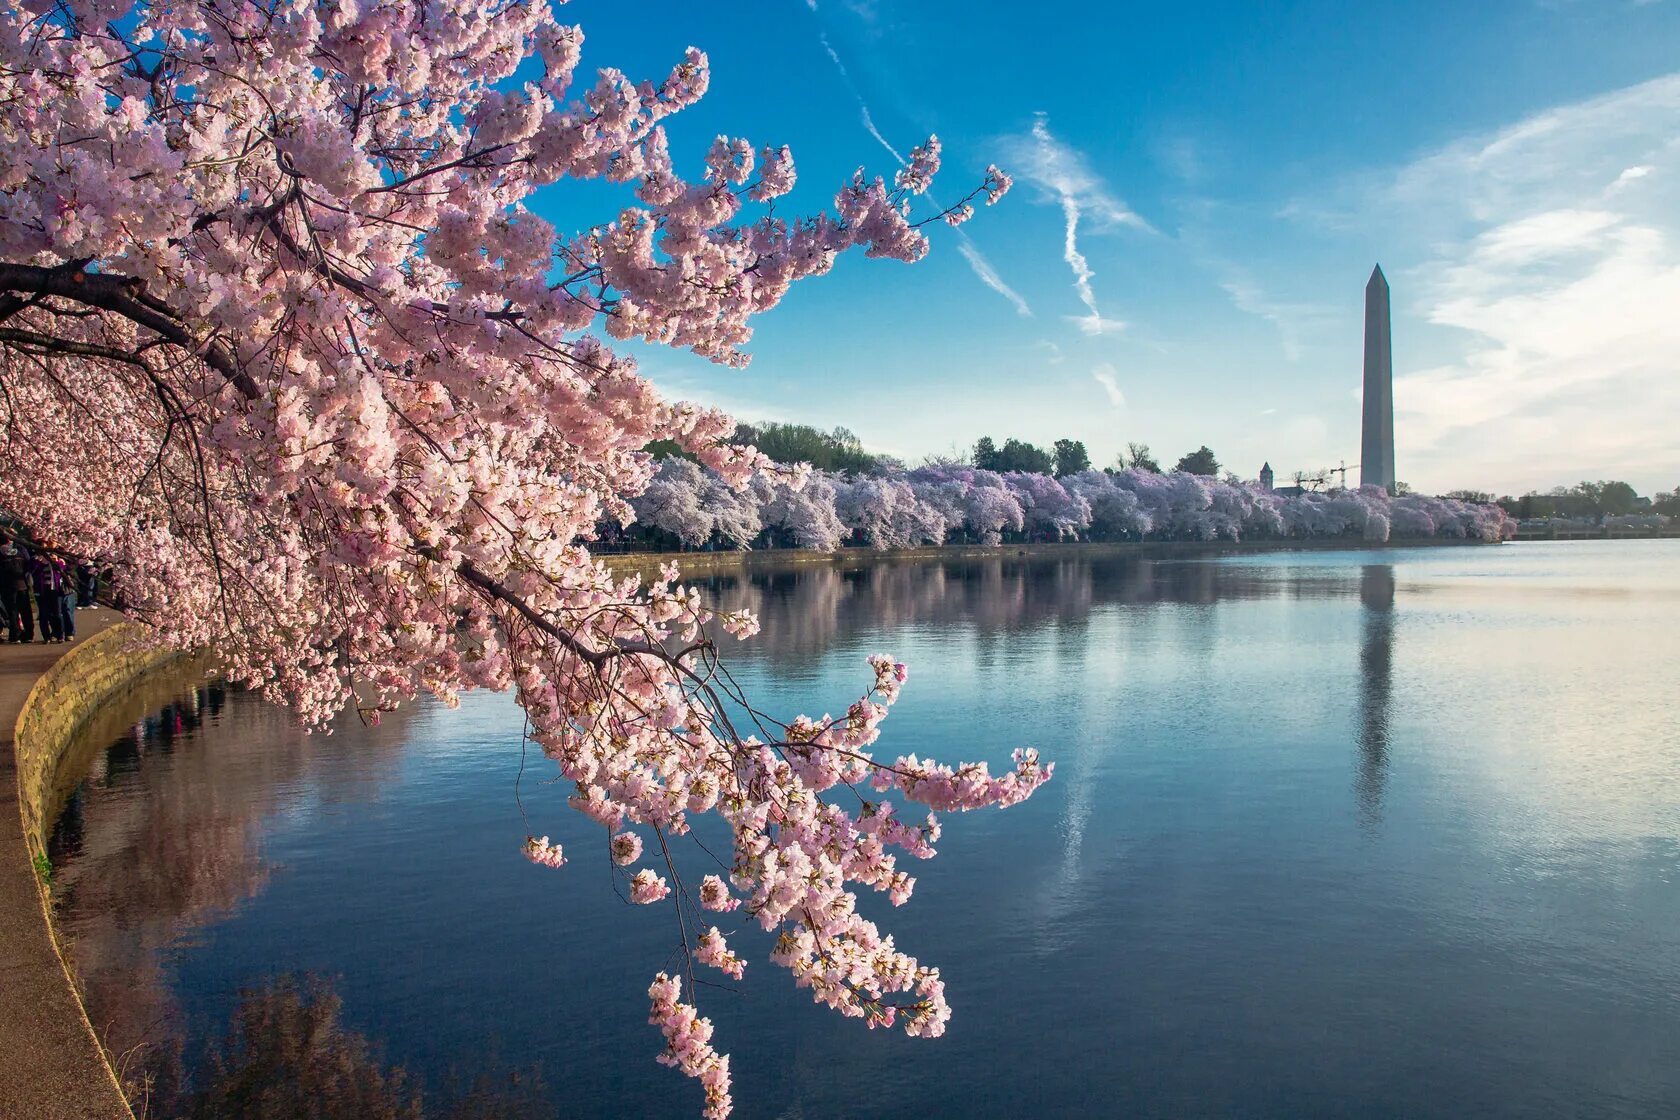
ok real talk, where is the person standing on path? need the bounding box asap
[30,548,64,643]
[75,560,98,608]
[57,554,76,641]
[0,537,32,643]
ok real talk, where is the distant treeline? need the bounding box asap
[1444,480,1680,524]
[701,424,1218,482]
[601,422,1680,554]
[651,422,1674,532]
[603,423,1514,552]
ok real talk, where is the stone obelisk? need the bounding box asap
[1360,264,1396,493]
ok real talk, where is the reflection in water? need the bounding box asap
[46,543,1680,1120]
[48,684,413,1104]
[134,975,548,1120]
[1356,565,1396,830]
[697,554,1367,668]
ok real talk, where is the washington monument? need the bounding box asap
[1361,264,1396,493]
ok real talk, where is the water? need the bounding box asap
[48,541,1680,1119]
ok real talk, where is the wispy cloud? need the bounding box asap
[957,241,1031,317]
[1217,270,1335,361]
[1091,362,1126,407]
[807,12,1029,316]
[1332,73,1680,491]
[1003,113,1151,333]
[1070,313,1128,336]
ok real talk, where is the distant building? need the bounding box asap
[1258,267,1397,498]
[1361,265,1396,493]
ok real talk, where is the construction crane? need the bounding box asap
[1330,460,1359,490]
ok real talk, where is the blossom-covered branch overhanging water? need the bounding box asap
[0,3,1041,1116]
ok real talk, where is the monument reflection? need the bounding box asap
[1356,564,1396,829]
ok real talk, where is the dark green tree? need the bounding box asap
[1499,480,1644,521]
[996,438,1054,474]
[1596,480,1640,517]
[975,436,1053,474]
[735,422,877,474]
[641,438,694,461]
[1174,445,1220,476]
[1052,439,1091,477]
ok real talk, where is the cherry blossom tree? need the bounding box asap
[631,458,714,548]
[0,4,1034,1116]
[834,475,946,549]
[620,460,1515,556]
[759,470,847,551]
[1064,470,1151,540]
[701,469,762,549]
[1004,471,1090,540]
[963,472,1027,546]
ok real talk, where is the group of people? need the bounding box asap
[0,532,98,644]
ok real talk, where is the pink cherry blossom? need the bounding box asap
[699,874,740,912]
[630,869,672,905]
[524,836,567,869]
[611,831,644,866]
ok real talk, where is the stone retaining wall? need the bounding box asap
[2,619,198,1120]
[15,624,188,854]
[598,534,1491,578]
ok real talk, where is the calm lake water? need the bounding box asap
[49,541,1680,1119]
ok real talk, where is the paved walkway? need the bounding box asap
[0,606,134,1119]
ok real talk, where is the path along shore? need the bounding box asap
[1,608,181,1120]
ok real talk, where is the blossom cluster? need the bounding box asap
[0,4,1032,1118]
[649,974,732,1120]
[623,459,1518,551]
[524,836,567,869]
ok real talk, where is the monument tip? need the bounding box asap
[1368,263,1387,289]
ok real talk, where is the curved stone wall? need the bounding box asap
[15,624,189,852]
[3,619,196,1120]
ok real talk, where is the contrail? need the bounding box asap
[809,16,1031,317]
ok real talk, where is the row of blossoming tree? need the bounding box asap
[620,458,1517,552]
[0,2,1053,1116]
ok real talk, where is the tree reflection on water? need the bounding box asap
[49,553,1438,1117]
[693,554,1364,665]
[132,974,548,1120]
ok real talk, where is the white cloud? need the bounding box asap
[958,239,1031,317]
[1609,164,1652,193]
[855,101,905,164]
[1217,272,1335,361]
[1301,72,1680,492]
[1091,363,1126,407]
[1067,313,1128,336]
[1003,114,1151,333]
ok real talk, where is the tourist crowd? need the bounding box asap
[0,524,98,644]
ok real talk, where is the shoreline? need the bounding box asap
[1,614,198,1120]
[597,534,1504,578]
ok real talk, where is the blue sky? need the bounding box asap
[564,0,1680,495]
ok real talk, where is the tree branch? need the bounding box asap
[0,261,261,400]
